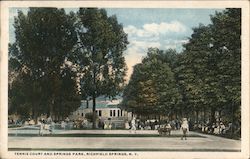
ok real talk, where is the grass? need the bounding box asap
[8,133,205,138]
[193,130,241,140]
[212,133,241,140]
[8,125,22,128]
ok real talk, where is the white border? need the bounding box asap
[1,1,249,159]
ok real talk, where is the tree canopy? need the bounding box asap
[122,9,241,136]
[70,8,128,128]
[9,8,80,119]
[9,8,129,123]
[123,48,181,119]
[8,8,241,136]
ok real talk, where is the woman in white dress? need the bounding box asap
[38,120,44,136]
[181,118,189,140]
[130,117,137,133]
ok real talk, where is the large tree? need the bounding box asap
[72,8,128,128]
[123,48,181,119]
[123,9,241,135]
[175,25,215,121]
[209,9,241,134]
[175,8,241,132]
[9,8,80,119]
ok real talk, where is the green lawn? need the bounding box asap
[8,133,205,138]
[8,125,22,128]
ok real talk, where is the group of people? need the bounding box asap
[127,117,190,139]
[193,121,232,135]
[14,116,72,135]
[126,119,187,131]
[10,116,190,139]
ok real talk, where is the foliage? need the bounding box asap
[123,9,241,135]
[175,9,241,124]
[123,48,181,118]
[85,112,98,122]
[71,8,128,128]
[9,8,80,119]
[8,8,241,136]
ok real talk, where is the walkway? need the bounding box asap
[8,129,240,151]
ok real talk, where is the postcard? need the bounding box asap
[0,1,249,159]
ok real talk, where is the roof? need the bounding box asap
[78,96,122,110]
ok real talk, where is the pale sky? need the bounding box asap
[9,8,224,81]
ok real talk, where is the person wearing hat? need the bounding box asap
[181,118,189,140]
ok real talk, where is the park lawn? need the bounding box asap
[8,125,22,128]
[8,133,205,138]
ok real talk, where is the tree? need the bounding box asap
[9,8,80,119]
[73,8,128,128]
[209,9,241,135]
[175,25,215,121]
[123,48,181,120]
[123,9,241,133]
[53,64,81,120]
[175,8,241,132]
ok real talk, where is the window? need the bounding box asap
[99,110,102,117]
[113,110,116,117]
[81,113,84,117]
[118,110,120,117]
[121,110,123,116]
[110,110,112,117]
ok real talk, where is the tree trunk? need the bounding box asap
[92,95,96,129]
[231,102,235,137]
[31,105,39,123]
[92,64,97,129]
[180,109,183,119]
[49,99,54,118]
[175,111,178,120]
[86,99,89,108]
[183,105,188,118]
[196,109,199,123]
[32,105,35,119]
[210,107,216,124]
[203,107,206,123]
[218,109,222,134]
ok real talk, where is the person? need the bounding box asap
[29,119,35,125]
[24,120,29,126]
[108,122,112,130]
[181,118,189,140]
[165,123,172,136]
[211,123,216,133]
[65,117,70,123]
[175,120,180,130]
[50,121,55,134]
[61,121,66,130]
[125,121,130,129]
[38,120,44,136]
[220,122,226,134]
[47,116,52,124]
[166,123,171,129]
[130,117,136,133]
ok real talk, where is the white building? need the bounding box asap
[69,98,133,129]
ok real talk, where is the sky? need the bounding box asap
[9,8,224,80]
